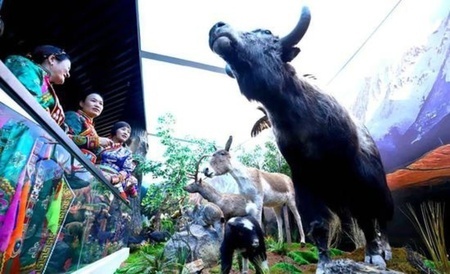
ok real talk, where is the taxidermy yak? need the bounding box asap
[208,5,394,273]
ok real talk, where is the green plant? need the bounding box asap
[267,237,289,255]
[140,113,216,223]
[404,201,450,274]
[160,216,175,234]
[115,248,183,274]
[237,138,291,177]
[270,262,302,274]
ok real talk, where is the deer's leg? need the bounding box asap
[255,200,264,230]
[272,206,284,242]
[287,198,306,244]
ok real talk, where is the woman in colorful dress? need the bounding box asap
[65,92,114,164]
[97,121,138,201]
[0,45,71,272]
[4,45,71,126]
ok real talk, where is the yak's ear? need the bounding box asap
[225,64,235,78]
[281,47,300,62]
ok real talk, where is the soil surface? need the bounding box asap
[201,247,422,273]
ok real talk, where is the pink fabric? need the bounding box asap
[0,170,25,251]
[41,75,50,94]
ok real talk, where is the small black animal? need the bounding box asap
[220,216,268,274]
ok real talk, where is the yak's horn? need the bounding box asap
[280,6,311,48]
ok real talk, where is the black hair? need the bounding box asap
[79,91,103,103]
[110,121,131,136]
[27,45,70,64]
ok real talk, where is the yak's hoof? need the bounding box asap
[315,261,329,274]
[316,255,331,274]
[383,249,393,261]
[364,254,387,268]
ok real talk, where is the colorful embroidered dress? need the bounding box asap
[97,144,138,199]
[65,110,102,163]
[4,55,65,125]
[0,106,74,273]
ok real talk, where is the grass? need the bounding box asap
[267,236,289,255]
[116,242,188,274]
[403,201,450,274]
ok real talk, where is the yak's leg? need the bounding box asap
[334,209,358,252]
[272,206,284,243]
[357,217,387,268]
[379,220,393,261]
[295,185,332,273]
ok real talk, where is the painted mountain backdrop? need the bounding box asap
[325,1,450,248]
[330,1,450,173]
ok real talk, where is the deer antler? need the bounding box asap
[188,155,209,182]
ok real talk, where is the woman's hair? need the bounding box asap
[27,45,70,64]
[79,91,103,104]
[110,121,131,136]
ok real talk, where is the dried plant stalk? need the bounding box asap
[404,201,450,273]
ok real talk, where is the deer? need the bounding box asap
[207,136,306,244]
[183,156,258,221]
[209,5,393,273]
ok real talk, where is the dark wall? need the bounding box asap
[0,0,146,136]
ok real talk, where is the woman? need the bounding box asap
[0,45,70,271]
[65,92,114,163]
[4,45,71,125]
[97,121,138,201]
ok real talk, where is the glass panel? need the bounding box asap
[0,89,130,273]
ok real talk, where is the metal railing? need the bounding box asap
[0,60,130,206]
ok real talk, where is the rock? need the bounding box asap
[324,259,405,274]
[164,224,221,268]
[185,259,204,273]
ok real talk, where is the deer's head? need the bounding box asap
[209,136,233,175]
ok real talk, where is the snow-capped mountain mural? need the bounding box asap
[325,1,450,249]
[330,1,450,173]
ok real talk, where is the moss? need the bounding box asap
[288,250,317,265]
[208,265,221,273]
[287,251,310,265]
[387,247,421,274]
[271,262,303,273]
[330,248,344,256]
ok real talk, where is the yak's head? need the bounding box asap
[208,6,311,80]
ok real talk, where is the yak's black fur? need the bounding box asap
[209,5,394,271]
[220,216,268,274]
